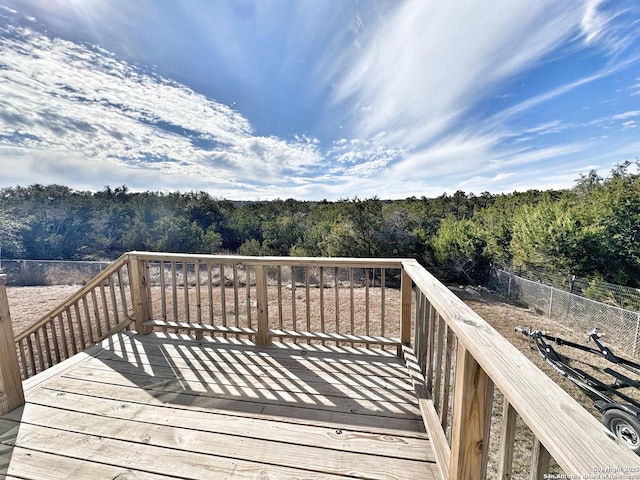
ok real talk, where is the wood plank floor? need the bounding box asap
[0,332,440,479]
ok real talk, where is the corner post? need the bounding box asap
[0,274,25,414]
[449,345,492,480]
[399,267,412,356]
[255,265,271,347]
[129,255,152,335]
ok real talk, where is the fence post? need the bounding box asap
[548,287,553,319]
[634,313,640,357]
[129,255,152,335]
[0,274,25,414]
[255,265,271,347]
[399,268,412,357]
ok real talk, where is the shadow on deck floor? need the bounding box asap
[0,332,440,479]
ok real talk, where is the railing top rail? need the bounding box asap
[14,253,130,342]
[128,251,408,268]
[401,259,640,472]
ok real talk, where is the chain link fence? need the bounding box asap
[490,269,640,357]
[505,265,640,312]
[0,259,111,286]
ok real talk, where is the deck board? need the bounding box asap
[0,332,440,479]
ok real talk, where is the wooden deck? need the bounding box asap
[0,331,439,479]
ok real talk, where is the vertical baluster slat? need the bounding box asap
[305,266,311,343]
[100,283,111,332]
[26,334,37,376]
[74,302,85,350]
[91,289,102,339]
[365,268,370,345]
[334,267,340,346]
[433,315,446,412]
[194,261,203,339]
[291,266,297,336]
[245,265,252,333]
[81,297,94,345]
[196,261,202,325]
[159,262,167,332]
[232,263,240,337]
[497,399,518,480]
[65,307,77,356]
[440,326,455,430]
[531,438,551,480]
[277,266,283,331]
[182,262,190,324]
[41,323,53,368]
[57,313,69,360]
[18,339,28,379]
[413,291,422,365]
[426,305,437,389]
[319,267,325,345]
[349,268,355,341]
[171,261,178,323]
[207,262,214,325]
[50,318,61,364]
[109,275,119,325]
[380,269,386,341]
[33,329,45,373]
[220,264,227,334]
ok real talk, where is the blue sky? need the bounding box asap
[0,0,639,200]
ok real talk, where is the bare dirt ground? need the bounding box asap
[6,285,81,334]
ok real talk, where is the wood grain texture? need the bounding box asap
[497,400,518,480]
[448,346,491,480]
[128,250,406,268]
[1,331,438,480]
[129,255,152,335]
[0,276,24,414]
[402,259,640,473]
[255,264,271,346]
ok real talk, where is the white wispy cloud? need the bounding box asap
[0,22,322,194]
[330,0,585,147]
[323,0,640,197]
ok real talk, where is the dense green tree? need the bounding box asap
[431,215,488,282]
[1,165,640,289]
[0,209,25,258]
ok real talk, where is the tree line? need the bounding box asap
[1,162,638,287]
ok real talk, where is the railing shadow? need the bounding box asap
[79,332,425,434]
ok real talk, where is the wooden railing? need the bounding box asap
[127,251,408,350]
[5,252,640,477]
[401,259,640,479]
[13,254,133,379]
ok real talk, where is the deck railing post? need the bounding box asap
[449,345,492,480]
[255,265,271,347]
[129,255,152,335]
[0,274,25,414]
[399,268,412,356]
